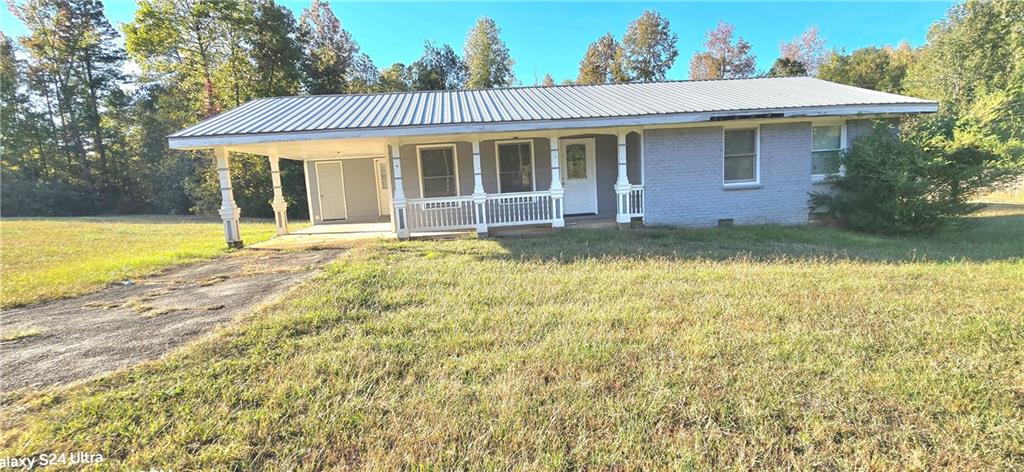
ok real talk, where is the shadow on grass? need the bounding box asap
[395,209,1024,265]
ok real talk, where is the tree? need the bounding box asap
[817,44,913,93]
[463,17,515,88]
[621,10,678,81]
[378,63,411,92]
[246,0,303,97]
[409,41,466,90]
[766,57,808,77]
[779,26,827,75]
[689,21,755,80]
[296,0,368,94]
[576,33,628,84]
[541,73,554,86]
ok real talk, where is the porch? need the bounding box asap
[209,128,647,247]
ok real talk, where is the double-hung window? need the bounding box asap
[496,141,534,193]
[418,145,458,198]
[724,128,758,185]
[812,123,844,179]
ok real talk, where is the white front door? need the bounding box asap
[316,161,347,220]
[560,138,598,215]
[373,158,391,216]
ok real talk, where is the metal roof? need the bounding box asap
[169,77,937,145]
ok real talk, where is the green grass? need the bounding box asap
[0,216,298,308]
[1,208,1022,470]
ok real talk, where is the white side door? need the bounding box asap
[373,157,391,216]
[315,161,347,220]
[559,138,598,215]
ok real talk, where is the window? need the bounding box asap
[724,128,757,184]
[812,124,844,178]
[496,141,534,193]
[418,146,458,198]
[565,144,587,179]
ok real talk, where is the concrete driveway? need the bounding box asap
[0,249,343,393]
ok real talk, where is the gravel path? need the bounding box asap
[0,249,343,393]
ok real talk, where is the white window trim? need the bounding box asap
[494,139,537,193]
[811,120,847,183]
[722,125,761,189]
[416,143,461,198]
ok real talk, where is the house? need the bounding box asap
[167,77,938,247]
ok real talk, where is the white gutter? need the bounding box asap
[167,102,938,150]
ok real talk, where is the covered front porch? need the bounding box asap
[208,127,646,247]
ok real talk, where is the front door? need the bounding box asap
[316,161,347,220]
[373,158,391,216]
[559,138,597,215]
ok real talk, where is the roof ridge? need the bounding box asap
[259,76,810,100]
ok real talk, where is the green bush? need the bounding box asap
[810,121,1019,235]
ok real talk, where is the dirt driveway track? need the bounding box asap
[0,249,343,393]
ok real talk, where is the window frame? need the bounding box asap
[416,143,461,198]
[494,139,537,194]
[722,126,761,189]
[811,121,847,182]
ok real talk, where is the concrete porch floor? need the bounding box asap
[249,221,395,250]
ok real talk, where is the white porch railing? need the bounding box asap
[406,196,476,231]
[485,191,553,227]
[627,185,644,217]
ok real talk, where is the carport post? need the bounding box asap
[214,147,243,248]
[268,154,289,235]
[389,142,410,240]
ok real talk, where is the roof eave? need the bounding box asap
[167,102,938,150]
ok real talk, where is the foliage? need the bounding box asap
[0,216,287,308]
[779,26,827,75]
[409,41,467,91]
[689,20,755,80]
[3,218,1022,468]
[463,16,515,89]
[817,43,915,93]
[766,57,807,78]
[541,73,554,86]
[810,123,1020,234]
[296,0,372,95]
[576,32,629,84]
[621,10,678,81]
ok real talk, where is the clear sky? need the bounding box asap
[2,1,955,83]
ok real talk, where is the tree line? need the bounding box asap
[1,0,1020,218]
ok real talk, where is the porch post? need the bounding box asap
[268,154,289,235]
[471,139,488,237]
[389,142,410,240]
[549,135,565,228]
[214,147,243,248]
[614,130,631,226]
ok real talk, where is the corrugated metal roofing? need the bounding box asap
[169,77,936,139]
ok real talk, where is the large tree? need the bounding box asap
[463,16,515,88]
[409,41,466,91]
[779,26,827,76]
[246,0,303,97]
[576,33,628,84]
[688,20,755,80]
[296,0,372,94]
[621,10,678,81]
[817,43,914,93]
[766,57,808,78]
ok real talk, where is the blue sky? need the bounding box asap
[2,1,954,83]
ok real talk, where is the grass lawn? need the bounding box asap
[0,216,298,309]
[1,207,1022,469]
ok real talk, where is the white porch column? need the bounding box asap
[268,154,289,235]
[471,140,488,236]
[389,142,410,240]
[214,147,243,248]
[614,130,631,226]
[549,135,565,228]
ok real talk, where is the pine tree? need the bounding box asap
[463,17,515,88]
[621,10,678,81]
[577,33,628,84]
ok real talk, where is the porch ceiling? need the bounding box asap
[227,137,388,160]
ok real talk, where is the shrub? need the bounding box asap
[810,121,1020,235]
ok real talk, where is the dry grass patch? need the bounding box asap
[0,208,1022,470]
